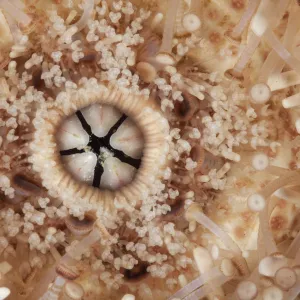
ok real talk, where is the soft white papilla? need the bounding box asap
[121,295,135,300]
[0,287,10,300]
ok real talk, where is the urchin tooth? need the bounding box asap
[62,152,97,184]
[100,157,136,190]
[110,118,144,159]
[56,114,89,150]
[81,103,122,138]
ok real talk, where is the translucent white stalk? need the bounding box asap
[257,170,300,199]
[183,274,230,300]
[28,247,65,300]
[266,196,280,220]
[39,276,66,300]
[73,0,94,32]
[191,210,241,254]
[248,267,260,285]
[230,32,261,76]
[250,0,274,36]
[0,0,31,26]
[267,70,300,92]
[258,3,300,82]
[272,4,300,76]
[256,220,267,260]
[259,207,277,255]
[168,267,222,300]
[10,0,25,9]
[29,224,109,300]
[231,0,261,39]
[50,246,62,262]
[263,28,300,76]
[156,0,180,65]
[274,187,300,205]
[190,0,202,12]
[193,247,225,299]
[286,230,300,259]
[282,93,300,109]
[250,171,300,256]
[264,166,289,176]
[229,0,290,76]
[29,267,57,300]
[160,0,180,52]
[63,226,107,260]
[150,13,163,30]
[285,285,300,300]
[292,248,300,266]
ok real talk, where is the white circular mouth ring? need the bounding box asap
[30,84,169,216]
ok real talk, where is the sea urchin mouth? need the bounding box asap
[57,103,143,191]
[30,84,169,216]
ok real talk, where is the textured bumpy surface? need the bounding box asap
[1,0,300,300]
